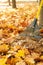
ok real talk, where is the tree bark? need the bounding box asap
[37,0,38,2]
[12,0,16,8]
[8,0,11,6]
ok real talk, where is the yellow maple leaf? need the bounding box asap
[0,54,11,65]
[15,50,25,57]
[0,58,7,65]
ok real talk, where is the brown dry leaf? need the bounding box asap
[31,52,40,59]
[23,48,30,55]
[0,44,9,53]
[25,55,35,65]
[0,29,3,39]
[16,60,26,65]
[7,57,22,65]
[40,29,43,33]
[40,55,43,61]
[12,57,22,63]
[36,62,43,65]
[14,45,21,52]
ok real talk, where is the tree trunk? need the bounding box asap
[8,0,11,6]
[37,0,38,2]
[12,0,16,8]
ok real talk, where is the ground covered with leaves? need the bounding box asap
[0,3,43,65]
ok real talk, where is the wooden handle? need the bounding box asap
[36,0,43,19]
